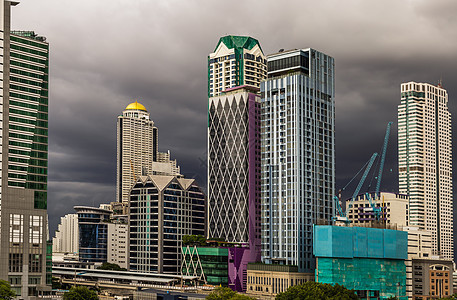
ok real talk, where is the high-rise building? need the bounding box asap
[261,49,335,273]
[398,81,453,259]
[0,1,51,297]
[207,85,262,292]
[129,175,206,274]
[208,35,266,98]
[117,101,181,204]
[52,214,79,254]
[117,101,158,204]
[208,85,261,247]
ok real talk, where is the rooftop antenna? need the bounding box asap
[438,76,443,88]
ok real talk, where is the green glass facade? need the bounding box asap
[314,225,408,300]
[317,258,406,299]
[8,32,48,209]
[181,246,228,286]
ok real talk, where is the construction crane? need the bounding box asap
[333,152,378,225]
[376,122,393,198]
[365,121,393,220]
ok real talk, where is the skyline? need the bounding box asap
[9,0,457,234]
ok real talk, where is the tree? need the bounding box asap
[63,286,98,300]
[275,281,358,300]
[440,295,457,300]
[0,280,16,300]
[96,262,126,271]
[182,234,207,246]
[206,287,255,300]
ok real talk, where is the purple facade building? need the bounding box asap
[208,85,261,292]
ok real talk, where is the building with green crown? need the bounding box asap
[0,1,51,298]
[208,35,266,97]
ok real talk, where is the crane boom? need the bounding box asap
[345,152,378,218]
[375,122,393,198]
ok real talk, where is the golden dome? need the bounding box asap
[125,101,147,112]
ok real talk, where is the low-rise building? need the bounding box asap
[412,259,453,299]
[181,246,228,286]
[246,264,313,299]
[313,225,408,299]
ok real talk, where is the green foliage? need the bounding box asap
[275,281,358,300]
[63,286,98,300]
[206,287,255,300]
[96,262,126,271]
[182,234,207,246]
[440,294,457,300]
[0,280,16,300]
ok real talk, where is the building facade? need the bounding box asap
[398,82,453,259]
[181,246,229,286]
[208,35,266,98]
[314,225,408,300]
[261,49,335,272]
[207,85,261,247]
[129,175,206,274]
[412,259,453,299]
[346,192,409,227]
[74,206,111,264]
[107,221,129,270]
[52,213,79,254]
[246,264,313,299]
[404,227,433,299]
[0,1,51,297]
[117,101,158,204]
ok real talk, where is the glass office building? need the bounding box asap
[74,206,111,263]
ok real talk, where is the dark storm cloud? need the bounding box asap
[11,0,457,233]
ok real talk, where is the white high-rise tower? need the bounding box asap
[116,101,158,204]
[116,101,181,204]
[398,81,453,259]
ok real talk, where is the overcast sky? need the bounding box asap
[11,0,457,235]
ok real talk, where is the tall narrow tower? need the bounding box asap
[207,36,265,291]
[0,1,51,298]
[116,101,158,204]
[398,81,453,259]
[261,49,335,273]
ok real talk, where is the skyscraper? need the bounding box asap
[398,81,453,259]
[261,49,335,273]
[207,36,265,291]
[117,101,158,204]
[208,35,266,98]
[207,85,261,246]
[0,1,51,297]
[116,101,181,204]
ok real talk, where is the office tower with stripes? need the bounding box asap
[398,81,453,259]
[261,49,335,273]
[0,1,51,298]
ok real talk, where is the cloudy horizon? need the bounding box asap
[10,0,457,236]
